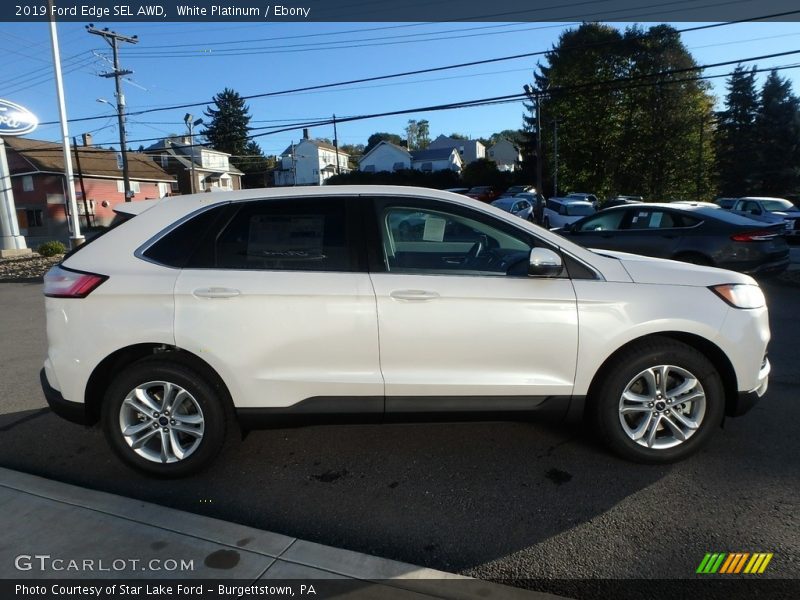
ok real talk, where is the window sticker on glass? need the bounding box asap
[650,212,663,227]
[248,215,326,261]
[422,215,447,242]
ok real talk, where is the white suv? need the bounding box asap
[41,186,770,476]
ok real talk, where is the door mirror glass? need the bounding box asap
[528,248,563,277]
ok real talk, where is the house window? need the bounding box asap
[489,150,494,157]
[116,180,141,194]
[421,162,433,172]
[160,154,169,168]
[170,180,179,192]
[25,208,44,227]
[393,162,405,171]
[363,165,375,173]
[22,175,34,192]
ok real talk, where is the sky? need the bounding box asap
[1,19,799,158]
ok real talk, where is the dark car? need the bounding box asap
[465,186,499,203]
[555,203,789,275]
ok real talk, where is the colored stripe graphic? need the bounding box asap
[698,552,773,574]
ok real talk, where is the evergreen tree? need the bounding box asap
[716,66,759,196]
[202,88,252,160]
[754,70,800,196]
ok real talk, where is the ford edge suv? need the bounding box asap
[41,186,771,476]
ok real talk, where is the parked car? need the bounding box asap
[555,203,789,275]
[465,186,499,203]
[491,196,534,221]
[729,197,800,239]
[499,185,535,198]
[42,186,770,476]
[542,198,596,229]
[715,197,737,210]
[602,196,644,209]
[565,192,599,208]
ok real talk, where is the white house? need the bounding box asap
[428,135,485,164]
[274,130,350,186]
[358,142,462,173]
[410,147,463,172]
[358,141,412,173]
[488,138,522,172]
[145,136,243,194]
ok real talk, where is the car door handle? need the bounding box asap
[193,287,241,299]
[390,289,440,301]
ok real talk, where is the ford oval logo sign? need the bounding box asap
[0,99,38,136]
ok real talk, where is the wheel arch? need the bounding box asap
[583,331,738,419]
[84,344,235,426]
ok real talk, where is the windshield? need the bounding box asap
[566,204,596,217]
[762,199,796,211]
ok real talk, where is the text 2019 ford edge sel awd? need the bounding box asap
[41,186,770,476]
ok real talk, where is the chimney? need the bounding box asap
[303,128,310,140]
[81,133,93,147]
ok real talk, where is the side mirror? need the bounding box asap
[528,248,563,277]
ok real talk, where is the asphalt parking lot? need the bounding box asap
[0,275,797,598]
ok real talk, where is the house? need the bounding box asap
[273,129,350,186]
[488,138,522,172]
[358,141,411,173]
[358,142,462,173]
[145,136,243,194]
[2,134,173,245]
[428,135,485,164]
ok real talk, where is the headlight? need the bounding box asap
[709,284,765,309]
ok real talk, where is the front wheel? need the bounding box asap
[591,337,724,463]
[102,360,226,477]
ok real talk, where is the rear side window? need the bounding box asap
[142,205,229,268]
[211,197,356,272]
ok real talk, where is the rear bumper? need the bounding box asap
[40,368,88,426]
[738,256,789,276]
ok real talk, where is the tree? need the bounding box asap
[364,132,405,155]
[202,88,252,161]
[716,65,759,196]
[523,23,715,199]
[405,119,430,150]
[237,140,272,188]
[754,70,800,196]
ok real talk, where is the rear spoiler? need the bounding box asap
[112,199,160,217]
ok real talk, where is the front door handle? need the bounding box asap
[390,289,440,301]
[193,287,241,299]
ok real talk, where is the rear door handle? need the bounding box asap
[193,287,241,299]
[390,289,440,301]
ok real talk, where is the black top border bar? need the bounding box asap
[4,0,800,22]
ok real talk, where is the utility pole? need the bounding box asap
[86,24,138,202]
[332,114,341,175]
[523,85,544,197]
[184,113,203,194]
[553,118,559,197]
[71,137,91,228]
[291,142,297,186]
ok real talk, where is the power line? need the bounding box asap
[39,9,800,128]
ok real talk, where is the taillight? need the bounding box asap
[730,230,779,242]
[43,265,107,298]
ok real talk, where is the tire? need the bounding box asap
[590,337,724,464]
[101,359,226,477]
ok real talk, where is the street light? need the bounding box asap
[184,113,203,194]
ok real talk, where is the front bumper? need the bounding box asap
[40,368,88,426]
[727,358,770,417]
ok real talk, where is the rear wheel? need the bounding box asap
[591,337,724,463]
[102,360,226,477]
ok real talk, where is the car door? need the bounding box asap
[172,196,383,412]
[366,196,578,412]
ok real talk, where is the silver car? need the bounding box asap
[491,196,535,221]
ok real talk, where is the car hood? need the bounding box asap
[590,249,755,287]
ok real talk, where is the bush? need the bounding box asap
[37,241,67,257]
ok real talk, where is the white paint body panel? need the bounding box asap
[43,186,769,415]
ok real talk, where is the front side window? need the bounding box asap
[575,210,626,232]
[377,200,538,277]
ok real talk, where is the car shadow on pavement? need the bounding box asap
[0,404,669,574]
